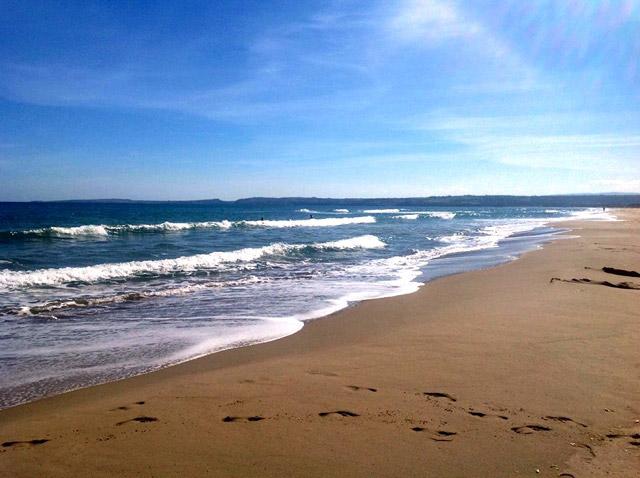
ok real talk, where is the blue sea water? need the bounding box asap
[0,202,613,408]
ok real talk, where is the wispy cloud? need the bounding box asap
[387,0,481,43]
[0,0,536,122]
[407,109,640,172]
[589,178,640,193]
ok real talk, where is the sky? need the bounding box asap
[1,0,639,200]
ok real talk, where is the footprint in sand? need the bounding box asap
[2,439,49,448]
[423,392,457,402]
[606,432,640,447]
[222,416,265,422]
[543,415,587,427]
[468,410,509,420]
[571,442,596,457]
[431,431,457,442]
[346,385,377,392]
[307,370,339,377]
[318,410,359,418]
[511,425,552,434]
[410,427,456,441]
[606,432,640,439]
[111,400,146,411]
[116,416,158,426]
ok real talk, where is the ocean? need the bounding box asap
[0,202,614,409]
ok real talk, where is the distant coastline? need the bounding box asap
[3,193,640,207]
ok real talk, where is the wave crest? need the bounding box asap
[8,216,375,238]
[0,235,385,290]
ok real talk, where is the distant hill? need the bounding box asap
[235,194,640,207]
[9,194,640,207]
[35,198,226,204]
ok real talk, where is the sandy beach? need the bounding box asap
[1,209,638,477]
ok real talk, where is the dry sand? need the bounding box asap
[1,210,639,477]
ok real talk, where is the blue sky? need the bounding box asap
[1,0,639,200]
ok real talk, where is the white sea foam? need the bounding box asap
[423,211,456,220]
[123,221,234,232]
[343,219,557,301]
[334,208,350,213]
[568,208,619,221]
[49,225,110,236]
[169,315,304,364]
[315,235,385,250]
[370,210,455,219]
[362,208,401,213]
[15,276,269,316]
[0,235,385,290]
[242,216,375,228]
[15,216,375,237]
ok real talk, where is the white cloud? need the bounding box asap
[388,0,481,42]
[589,178,640,193]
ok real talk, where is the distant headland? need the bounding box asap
[7,194,640,207]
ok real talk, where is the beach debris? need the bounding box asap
[550,277,640,290]
[602,266,640,278]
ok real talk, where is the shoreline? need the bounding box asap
[1,217,570,410]
[1,210,638,477]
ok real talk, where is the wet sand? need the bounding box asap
[1,210,639,477]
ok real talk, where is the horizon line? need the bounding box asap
[2,192,640,204]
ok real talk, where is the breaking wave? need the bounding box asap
[13,276,269,316]
[241,216,375,228]
[423,211,456,220]
[363,209,455,219]
[362,208,401,213]
[0,235,385,290]
[6,216,376,238]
